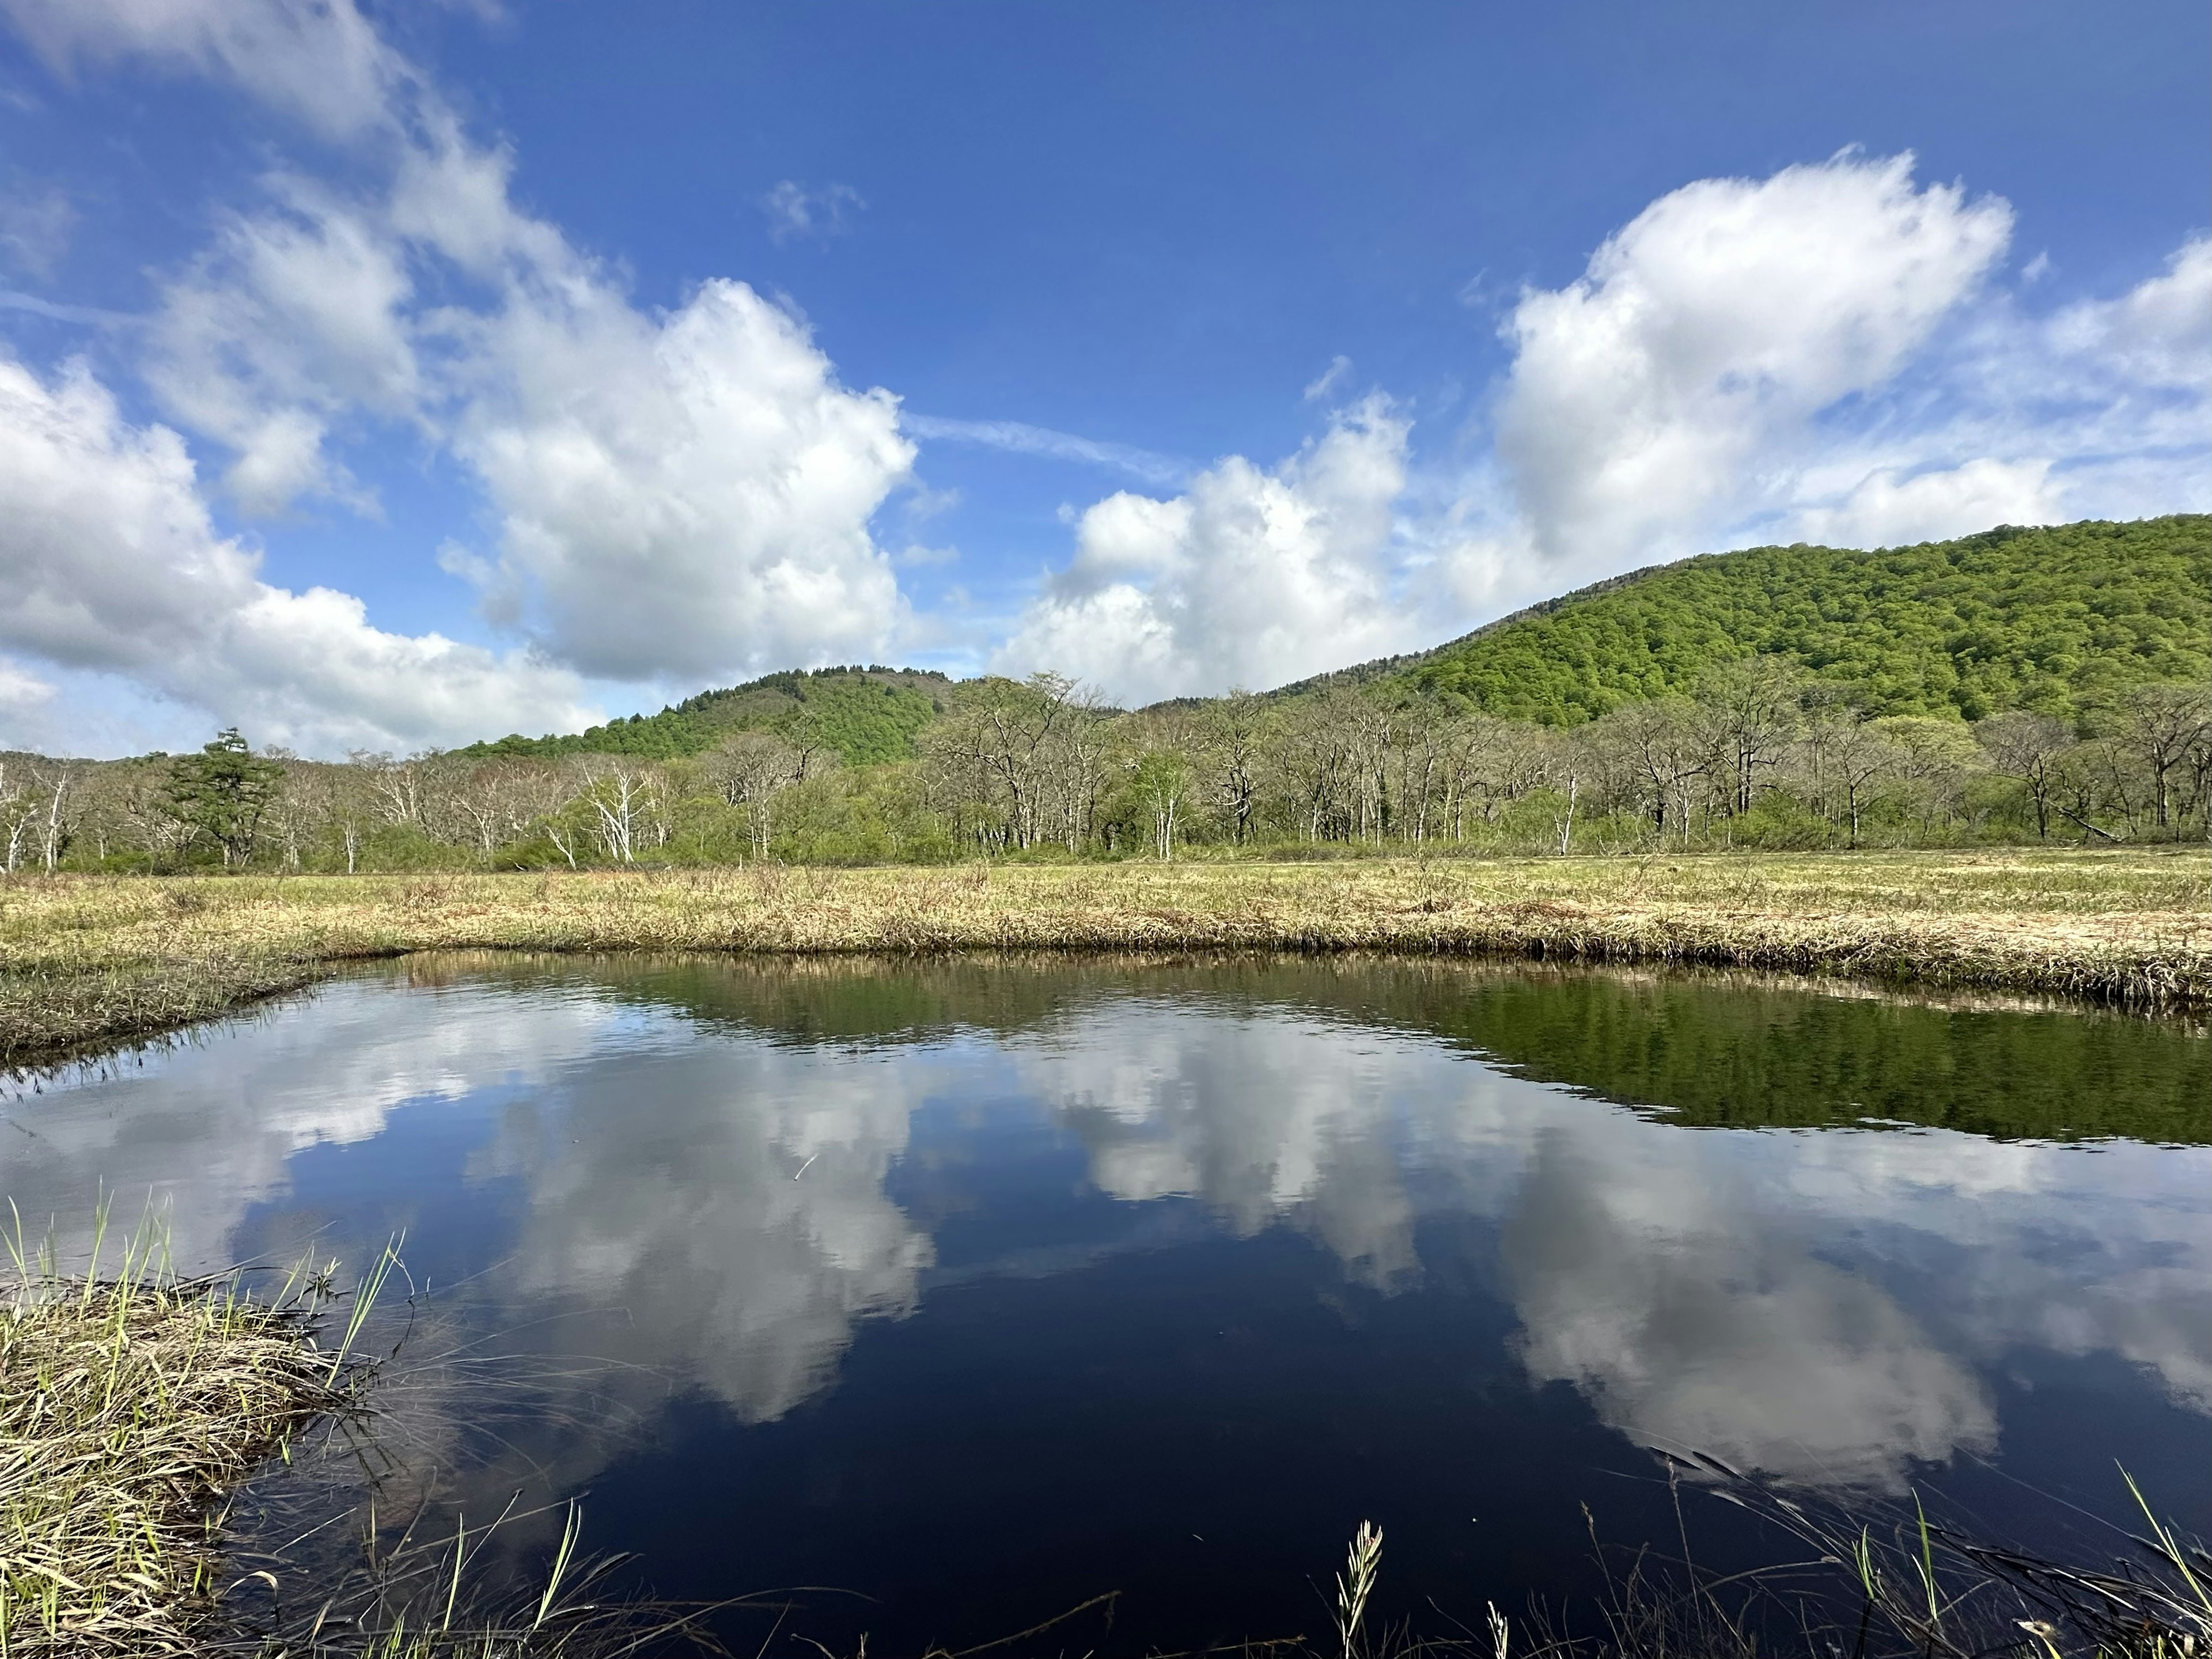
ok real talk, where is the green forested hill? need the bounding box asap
[464,517,2208,758]
[466,666,949,765]
[1400,516,2210,724]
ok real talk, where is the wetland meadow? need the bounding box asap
[2,853,2207,1655]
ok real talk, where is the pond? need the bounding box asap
[5,955,2207,1652]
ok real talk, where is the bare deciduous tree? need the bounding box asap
[1812,715,1902,848]
[0,757,37,872]
[1698,656,1805,817]
[1976,711,2071,840]
[2111,684,2212,836]
[579,759,657,864]
[706,731,805,859]
[1590,699,1706,845]
[1199,690,1268,846]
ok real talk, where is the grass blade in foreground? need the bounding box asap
[0,1232,362,1657]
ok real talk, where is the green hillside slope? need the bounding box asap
[463,517,2207,757]
[1400,516,2210,724]
[466,667,949,765]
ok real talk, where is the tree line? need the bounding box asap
[3,658,2208,874]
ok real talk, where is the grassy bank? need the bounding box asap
[2,849,2206,1065]
[0,1237,356,1656]
[0,1233,695,1657]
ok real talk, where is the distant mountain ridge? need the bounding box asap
[1381,516,2210,724]
[468,515,2210,759]
[464,666,951,765]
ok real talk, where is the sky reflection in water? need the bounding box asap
[5,957,2206,1649]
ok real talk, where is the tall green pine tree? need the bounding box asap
[165,729,285,867]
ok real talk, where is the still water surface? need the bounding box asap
[6,956,2207,1650]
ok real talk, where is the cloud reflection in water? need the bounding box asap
[6,965,2204,1501]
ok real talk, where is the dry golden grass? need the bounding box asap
[0,1222,359,1657]
[2,848,2206,1064]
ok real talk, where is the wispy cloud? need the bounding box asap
[758,180,865,245]
[903,414,1188,487]
[0,288,126,324]
[0,177,75,278]
[1302,354,1351,402]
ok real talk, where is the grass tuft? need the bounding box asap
[0,1209,368,1657]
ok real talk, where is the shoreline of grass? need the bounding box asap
[0,1238,696,1658]
[0,1247,361,1656]
[3,849,2207,1066]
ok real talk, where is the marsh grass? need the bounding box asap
[0,1213,722,1659]
[2,850,2206,1065]
[215,1497,734,1658]
[0,953,328,1071]
[1338,1521,1385,1659]
[1351,1459,2212,1659]
[222,1474,2212,1659]
[0,1204,376,1657]
[1679,1457,2212,1659]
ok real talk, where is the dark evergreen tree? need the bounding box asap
[165,729,284,866]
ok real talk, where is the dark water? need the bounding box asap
[6,955,2207,1652]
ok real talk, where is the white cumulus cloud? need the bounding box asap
[1764,234,2212,554]
[1787,457,2067,551]
[1495,150,2013,567]
[0,0,919,745]
[135,89,918,687]
[452,275,914,683]
[146,175,423,514]
[0,354,593,753]
[2041,235,2212,392]
[996,396,1417,703]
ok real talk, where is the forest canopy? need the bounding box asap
[465,666,950,766]
[1396,517,2211,725]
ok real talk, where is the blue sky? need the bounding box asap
[0,1,2205,756]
